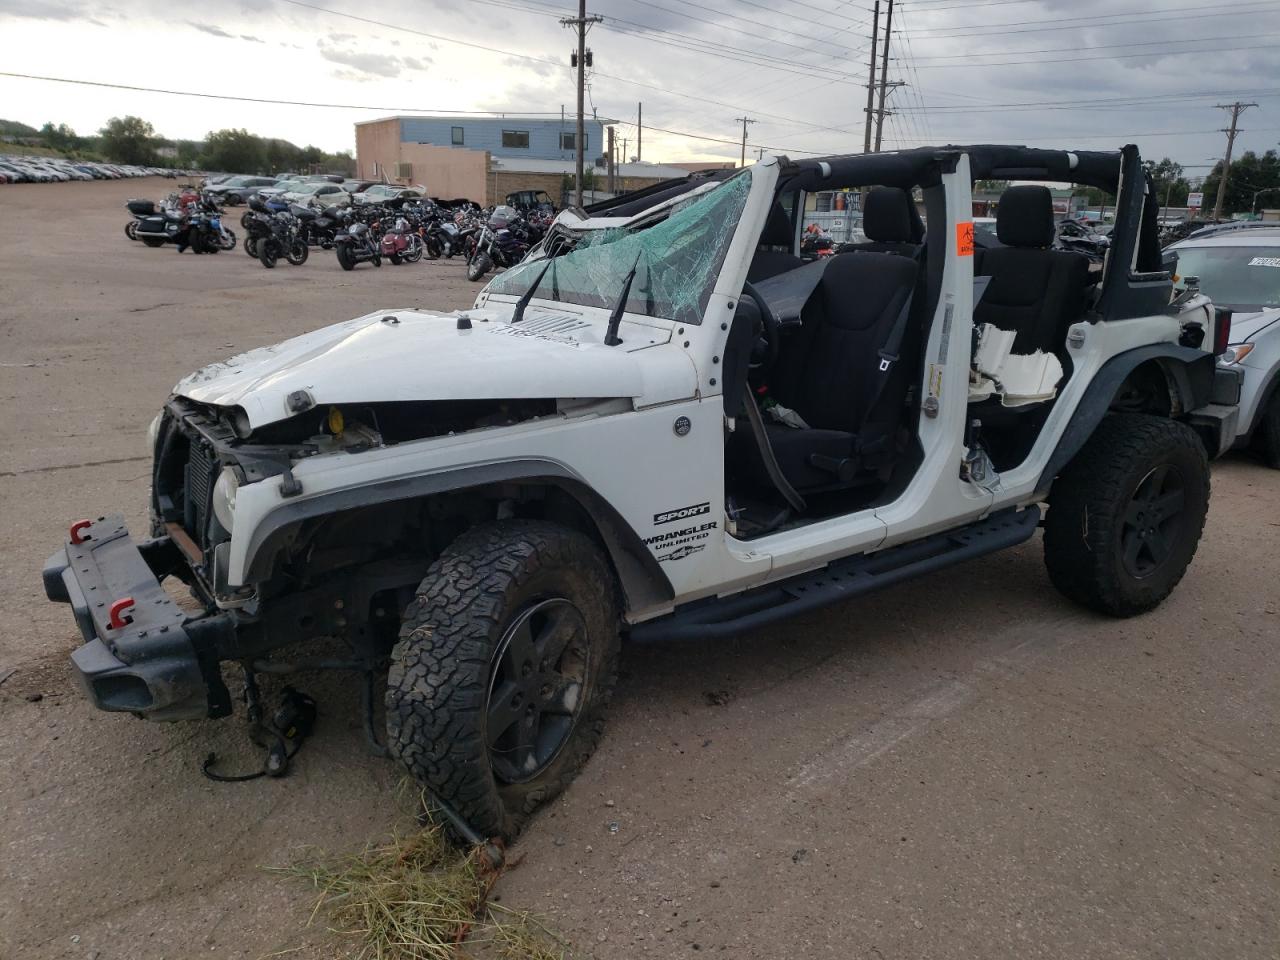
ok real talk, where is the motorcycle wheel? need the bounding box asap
[259,238,279,269]
[466,253,492,282]
[220,228,237,252]
[287,239,309,265]
[389,252,402,265]
[405,240,424,264]
[142,237,165,248]
[240,212,253,229]
[125,221,138,241]
[425,239,441,260]
[244,237,259,258]
[336,244,355,271]
[226,193,242,206]
[372,254,382,267]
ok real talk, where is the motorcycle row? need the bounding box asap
[124,185,555,277]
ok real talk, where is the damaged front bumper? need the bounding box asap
[42,514,233,721]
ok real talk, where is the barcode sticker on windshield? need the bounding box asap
[1249,256,1280,267]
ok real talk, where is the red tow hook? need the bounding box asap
[69,519,93,544]
[108,597,136,630]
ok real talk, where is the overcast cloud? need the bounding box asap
[1,0,1277,171]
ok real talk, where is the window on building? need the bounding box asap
[502,130,531,149]
[815,192,834,213]
[451,126,464,146]
[560,131,585,151]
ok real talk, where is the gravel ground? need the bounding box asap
[1,178,1277,960]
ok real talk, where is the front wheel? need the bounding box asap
[287,238,308,265]
[259,238,279,268]
[386,521,621,841]
[244,236,259,258]
[466,253,492,282]
[335,243,355,270]
[219,228,237,251]
[125,221,138,241]
[1044,413,1209,617]
[1253,392,1280,468]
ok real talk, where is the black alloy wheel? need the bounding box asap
[1118,464,1187,579]
[485,598,589,784]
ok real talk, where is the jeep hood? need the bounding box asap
[176,306,678,428]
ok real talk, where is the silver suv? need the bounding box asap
[1168,227,1280,465]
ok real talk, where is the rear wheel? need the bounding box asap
[259,238,279,268]
[1254,392,1280,468]
[244,236,258,258]
[141,237,165,248]
[125,221,138,241]
[1044,413,1209,617]
[386,521,620,841]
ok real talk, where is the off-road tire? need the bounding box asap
[386,520,621,841]
[1044,413,1209,617]
[1254,392,1280,468]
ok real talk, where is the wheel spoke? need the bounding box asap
[540,673,583,716]
[503,616,537,671]
[1146,526,1170,565]
[1122,530,1144,570]
[486,681,523,747]
[1124,500,1147,527]
[1147,464,1171,496]
[1151,488,1184,520]
[535,605,581,664]
[513,713,541,774]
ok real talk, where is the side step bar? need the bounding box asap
[629,506,1041,643]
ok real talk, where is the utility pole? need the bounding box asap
[873,0,898,152]
[637,102,642,162]
[607,125,615,194]
[1212,101,1256,221]
[561,0,602,208]
[863,0,879,154]
[735,116,756,168]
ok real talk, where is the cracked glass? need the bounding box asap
[486,173,751,326]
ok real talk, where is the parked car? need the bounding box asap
[1167,228,1280,464]
[281,181,349,206]
[205,176,279,206]
[342,179,380,195]
[352,183,425,204]
[43,143,1237,844]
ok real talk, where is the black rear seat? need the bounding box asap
[974,185,1090,356]
[840,187,923,257]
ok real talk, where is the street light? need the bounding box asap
[1253,187,1280,216]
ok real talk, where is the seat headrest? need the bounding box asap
[760,202,794,247]
[863,187,920,244]
[996,185,1055,248]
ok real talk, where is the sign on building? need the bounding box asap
[1188,192,1204,210]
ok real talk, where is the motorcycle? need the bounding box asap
[465,205,532,281]
[334,220,382,270]
[133,195,229,253]
[241,198,307,268]
[296,203,348,249]
[380,215,424,265]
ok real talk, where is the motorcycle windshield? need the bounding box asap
[486,173,750,326]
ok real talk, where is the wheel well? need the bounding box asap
[244,478,673,615]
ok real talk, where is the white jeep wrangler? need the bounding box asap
[44,145,1239,840]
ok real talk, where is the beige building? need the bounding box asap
[356,115,721,206]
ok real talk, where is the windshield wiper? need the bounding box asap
[510,254,558,324]
[604,253,643,347]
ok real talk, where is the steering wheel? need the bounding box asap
[741,280,782,375]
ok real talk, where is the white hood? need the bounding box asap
[176,306,680,428]
[1230,308,1280,343]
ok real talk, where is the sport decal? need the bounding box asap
[653,501,711,525]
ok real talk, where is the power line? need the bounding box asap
[901,31,1280,61]
[904,40,1280,69]
[904,1,1280,38]
[893,87,1280,113]
[0,71,568,115]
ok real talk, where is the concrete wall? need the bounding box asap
[400,117,605,162]
[398,143,489,201]
[355,119,401,180]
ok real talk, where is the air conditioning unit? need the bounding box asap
[594,155,607,168]
[395,162,413,180]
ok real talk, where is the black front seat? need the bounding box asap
[974,185,1090,355]
[733,252,921,493]
[840,187,923,256]
[748,202,803,282]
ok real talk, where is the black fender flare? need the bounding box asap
[241,458,674,612]
[1036,343,1215,496]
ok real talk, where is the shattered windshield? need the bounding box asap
[485,173,751,325]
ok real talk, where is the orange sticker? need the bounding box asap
[957,221,974,256]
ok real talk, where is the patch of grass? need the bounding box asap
[275,807,570,960]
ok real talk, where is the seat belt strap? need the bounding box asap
[742,391,807,514]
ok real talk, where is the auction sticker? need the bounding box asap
[957,222,974,256]
[1249,256,1280,267]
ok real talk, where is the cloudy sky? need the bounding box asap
[2,0,1278,175]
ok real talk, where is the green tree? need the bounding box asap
[40,122,80,152]
[99,116,159,164]
[1143,157,1190,210]
[201,128,266,174]
[1202,149,1280,216]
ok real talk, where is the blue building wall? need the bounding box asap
[398,117,606,162]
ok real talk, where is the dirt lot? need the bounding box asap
[1,178,1277,960]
